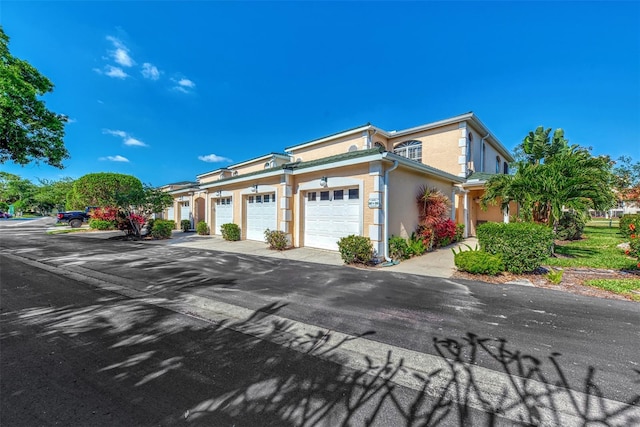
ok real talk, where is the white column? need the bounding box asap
[463,191,469,238]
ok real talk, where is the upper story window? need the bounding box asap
[503,161,509,174]
[466,133,473,160]
[393,140,422,163]
[495,156,501,174]
[374,141,386,151]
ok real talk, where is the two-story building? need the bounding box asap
[164,112,514,259]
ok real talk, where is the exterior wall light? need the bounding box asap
[320,176,328,187]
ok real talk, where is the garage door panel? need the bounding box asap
[215,197,233,235]
[246,193,277,241]
[304,188,361,251]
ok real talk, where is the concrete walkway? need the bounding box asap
[169,232,477,279]
[46,222,475,279]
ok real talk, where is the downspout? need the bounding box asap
[383,159,399,262]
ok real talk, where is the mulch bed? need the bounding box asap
[452,268,640,302]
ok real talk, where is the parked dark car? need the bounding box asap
[56,207,96,228]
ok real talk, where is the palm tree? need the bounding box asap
[483,128,616,230]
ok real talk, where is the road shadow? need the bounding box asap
[3,298,639,426]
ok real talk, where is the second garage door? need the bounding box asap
[214,197,233,235]
[246,193,277,241]
[304,188,361,251]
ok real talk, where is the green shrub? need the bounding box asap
[477,222,554,273]
[264,228,289,250]
[146,218,155,233]
[151,220,175,239]
[455,224,465,242]
[454,250,505,275]
[337,235,373,264]
[546,268,564,284]
[619,214,640,238]
[389,235,410,260]
[407,233,427,256]
[196,221,209,235]
[181,219,191,232]
[555,211,586,240]
[89,219,116,230]
[221,223,241,241]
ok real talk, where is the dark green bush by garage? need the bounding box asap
[454,250,504,275]
[477,222,554,273]
[221,223,241,241]
[151,220,175,239]
[337,235,373,264]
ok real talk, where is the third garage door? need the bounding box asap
[304,188,361,251]
[246,193,277,241]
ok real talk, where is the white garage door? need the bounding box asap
[180,202,191,222]
[304,188,361,251]
[166,207,174,221]
[214,197,233,235]
[246,193,277,241]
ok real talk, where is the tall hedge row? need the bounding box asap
[477,222,554,273]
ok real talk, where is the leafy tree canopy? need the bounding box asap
[613,156,640,202]
[67,172,143,209]
[0,26,69,168]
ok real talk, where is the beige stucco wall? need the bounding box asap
[388,123,462,176]
[387,166,455,239]
[288,133,367,162]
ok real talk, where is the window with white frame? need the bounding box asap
[496,156,501,174]
[393,140,422,162]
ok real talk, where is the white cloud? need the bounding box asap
[103,129,128,138]
[104,65,128,79]
[141,63,160,80]
[103,129,148,147]
[106,36,134,67]
[99,155,129,162]
[124,137,147,147]
[178,78,195,88]
[198,154,232,163]
[172,77,196,93]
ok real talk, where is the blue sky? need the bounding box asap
[2,1,639,186]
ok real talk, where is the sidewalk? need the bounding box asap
[49,225,474,279]
[170,232,476,279]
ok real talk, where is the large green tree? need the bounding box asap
[483,127,615,229]
[0,26,69,168]
[613,156,640,203]
[0,171,37,212]
[67,173,144,209]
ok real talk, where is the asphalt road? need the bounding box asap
[1,219,639,426]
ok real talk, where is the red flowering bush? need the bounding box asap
[115,211,146,235]
[90,207,118,221]
[434,219,457,248]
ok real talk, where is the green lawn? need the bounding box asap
[545,221,638,270]
[584,279,640,301]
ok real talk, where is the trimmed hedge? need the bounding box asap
[620,214,640,238]
[477,222,554,273]
[454,250,505,275]
[151,220,175,239]
[221,223,241,241]
[181,219,191,232]
[89,219,116,230]
[337,235,373,264]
